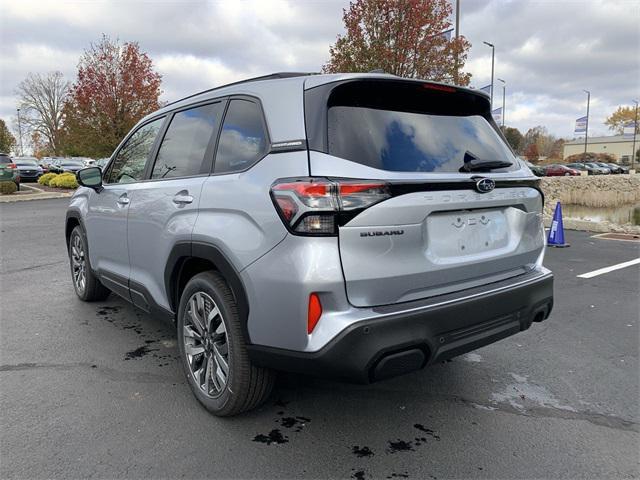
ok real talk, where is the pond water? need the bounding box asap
[561,202,640,226]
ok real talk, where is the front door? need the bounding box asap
[85,117,165,298]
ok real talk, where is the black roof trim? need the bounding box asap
[164,72,318,108]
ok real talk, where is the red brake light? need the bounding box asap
[307,293,322,334]
[270,178,390,235]
[422,83,456,93]
[7,163,17,169]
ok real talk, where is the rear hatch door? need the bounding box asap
[305,78,545,307]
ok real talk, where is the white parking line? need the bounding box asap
[577,258,640,279]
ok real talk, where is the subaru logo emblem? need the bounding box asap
[475,178,495,193]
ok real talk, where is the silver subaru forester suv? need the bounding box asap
[67,72,553,416]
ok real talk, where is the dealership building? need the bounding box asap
[563,134,639,164]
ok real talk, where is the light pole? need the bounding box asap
[483,41,495,107]
[498,78,506,127]
[16,108,24,157]
[583,90,590,159]
[454,0,460,85]
[632,99,638,169]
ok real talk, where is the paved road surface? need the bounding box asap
[1,199,638,479]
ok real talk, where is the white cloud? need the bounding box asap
[0,0,637,142]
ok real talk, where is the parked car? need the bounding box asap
[585,162,610,174]
[524,160,545,177]
[600,162,623,174]
[94,158,110,170]
[50,158,86,174]
[13,157,44,182]
[67,72,553,416]
[565,162,596,175]
[0,153,20,190]
[608,163,630,174]
[544,164,580,176]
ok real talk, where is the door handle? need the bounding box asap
[173,193,193,205]
[117,194,130,206]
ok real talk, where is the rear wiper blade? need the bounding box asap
[461,158,513,172]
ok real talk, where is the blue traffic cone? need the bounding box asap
[547,201,570,247]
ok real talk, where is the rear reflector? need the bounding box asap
[307,293,322,334]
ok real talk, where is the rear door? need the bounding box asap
[305,79,545,307]
[126,100,225,312]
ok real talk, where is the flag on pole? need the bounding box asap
[574,116,588,135]
[479,84,492,95]
[440,28,453,42]
[623,121,636,139]
[492,107,503,125]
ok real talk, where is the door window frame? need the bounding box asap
[102,115,168,186]
[210,95,271,176]
[143,98,228,182]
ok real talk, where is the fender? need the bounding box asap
[65,210,84,248]
[165,241,251,342]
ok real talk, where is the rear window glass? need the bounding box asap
[321,80,517,173]
[0,155,12,164]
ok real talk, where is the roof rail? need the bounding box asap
[164,72,318,107]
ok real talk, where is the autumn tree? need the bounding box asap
[15,71,69,155]
[0,119,16,153]
[63,35,162,158]
[501,126,524,153]
[323,0,472,85]
[605,106,639,134]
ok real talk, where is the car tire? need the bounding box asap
[564,172,570,176]
[177,271,275,416]
[68,225,110,301]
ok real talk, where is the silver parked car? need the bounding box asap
[66,73,554,416]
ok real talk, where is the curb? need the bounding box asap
[0,185,73,203]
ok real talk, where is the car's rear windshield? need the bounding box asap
[316,80,517,173]
[0,155,12,164]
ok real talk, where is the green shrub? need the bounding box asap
[0,181,17,195]
[38,173,58,186]
[49,173,78,189]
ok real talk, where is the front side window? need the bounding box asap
[151,102,223,179]
[214,99,268,174]
[106,117,164,184]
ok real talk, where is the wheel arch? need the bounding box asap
[166,242,251,341]
[65,211,83,248]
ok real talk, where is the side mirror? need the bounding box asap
[77,167,103,192]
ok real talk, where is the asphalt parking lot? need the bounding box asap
[1,198,638,479]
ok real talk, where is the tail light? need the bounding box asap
[271,178,390,235]
[6,163,17,169]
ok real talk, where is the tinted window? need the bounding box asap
[15,159,38,166]
[328,107,515,173]
[106,118,163,184]
[214,100,268,174]
[0,155,12,164]
[151,102,222,179]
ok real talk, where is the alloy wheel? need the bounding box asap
[183,291,230,398]
[70,233,86,294]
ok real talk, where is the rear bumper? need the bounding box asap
[248,270,553,383]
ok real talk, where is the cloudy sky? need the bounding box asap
[1,0,638,140]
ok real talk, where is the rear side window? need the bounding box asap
[214,99,268,174]
[106,117,164,184]
[151,102,223,179]
[313,80,517,174]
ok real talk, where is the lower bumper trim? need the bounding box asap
[248,272,553,383]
